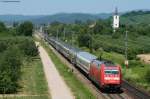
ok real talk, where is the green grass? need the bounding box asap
[122,61,150,92]
[0,95,49,99]
[15,57,50,99]
[93,51,125,64]
[19,58,48,95]
[0,31,13,37]
[37,38,96,99]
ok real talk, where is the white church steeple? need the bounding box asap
[113,7,119,31]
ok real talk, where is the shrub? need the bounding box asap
[145,68,150,83]
[18,39,38,57]
[129,60,144,68]
[0,47,22,93]
[17,21,33,36]
[0,22,6,32]
[0,41,7,52]
[78,34,91,48]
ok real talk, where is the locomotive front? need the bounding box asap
[101,63,122,90]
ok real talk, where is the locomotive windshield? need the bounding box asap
[104,61,115,66]
[105,70,119,74]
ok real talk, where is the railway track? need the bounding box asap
[38,33,150,99]
[122,80,150,99]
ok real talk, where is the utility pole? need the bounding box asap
[71,31,74,46]
[125,30,129,68]
[89,21,96,53]
[63,28,66,41]
[90,28,93,53]
[57,29,59,40]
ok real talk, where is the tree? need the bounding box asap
[0,41,7,52]
[0,22,6,32]
[18,39,38,57]
[97,48,104,60]
[0,47,22,93]
[17,21,33,36]
[78,33,92,48]
[92,40,100,51]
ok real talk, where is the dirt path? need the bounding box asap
[137,54,150,64]
[36,42,74,99]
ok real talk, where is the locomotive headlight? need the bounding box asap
[104,77,120,80]
[113,77,120,80]
[104,77,111,80]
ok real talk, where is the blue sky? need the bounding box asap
[0,0,149,15]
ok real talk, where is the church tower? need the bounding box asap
[113,7,119,32]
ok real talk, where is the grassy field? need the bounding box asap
[123,62,150,92]
[36,36,96,99]
[0,57,50,99]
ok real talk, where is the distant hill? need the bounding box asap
[32,13,95,24]
[0,15,44,24]
[0,13,112,24]
[1,10,150,25]
[32,13,112,24]
[120,10,150,25]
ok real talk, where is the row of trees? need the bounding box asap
[0,22,6,32]
[16,21,33,36]
[0,21,34,36]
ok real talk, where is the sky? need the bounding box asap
[0,0,150,15]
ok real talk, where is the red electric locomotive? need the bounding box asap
[89,60,122,90]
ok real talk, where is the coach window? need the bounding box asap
[98,63,101,68]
